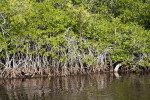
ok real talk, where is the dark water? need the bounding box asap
[0,73,150,100]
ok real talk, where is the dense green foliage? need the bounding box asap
[0,0,150,73]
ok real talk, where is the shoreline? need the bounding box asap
[0,65,149,79]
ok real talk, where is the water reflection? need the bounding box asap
[0,73,150,100]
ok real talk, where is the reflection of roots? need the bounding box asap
[0,73,114,100]
[114,72,120,79]
[0,64,112,79]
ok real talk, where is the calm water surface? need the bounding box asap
[0,73,150,100]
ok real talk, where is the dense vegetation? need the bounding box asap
[0,0,150,78]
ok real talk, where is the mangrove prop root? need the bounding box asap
[0,65,111,78]
[0,64,146,79]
